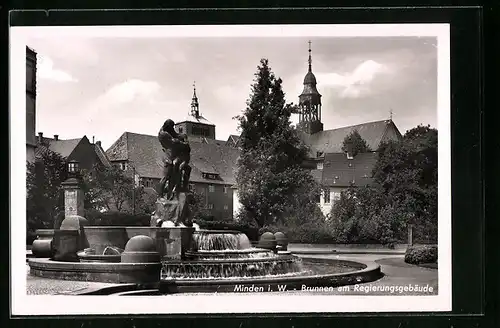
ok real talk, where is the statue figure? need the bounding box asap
[153,119,193,228]
[158,119,191,199]
[172,133,192,192]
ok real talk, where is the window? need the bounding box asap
[223,186,228,194]
[188,183,194,191]
[208,184,215,193]
[178,127,183,133]
[316,162,323,170]
[324,190,330,204]
[68,162,77,172]
[119,162,128,170]
[207,203,214,210]
[315,194,321,204]
[333,192,341,201]
[224,205,229,210]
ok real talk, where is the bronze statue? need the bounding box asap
[158,119,191,199]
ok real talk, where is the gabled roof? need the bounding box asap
[321,152,378,187]
[300,119,402,156]
[35,137,82,158]
[106,132,239,185]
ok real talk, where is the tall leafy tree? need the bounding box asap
[373,124,438,239]
[236,58,321,227]
[330,124,438,244]
[26,150,67,231]
[341,130,371,156]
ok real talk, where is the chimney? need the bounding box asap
[92,136,95,144]
[38,132,43,143]
[54,135,59,141]
[96,141,101,147]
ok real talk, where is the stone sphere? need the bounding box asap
[260,232,276,241]
[161,220,175,228]
[274,231,286,240]
[124,235,156,252]
[274,232,288,251]
[258,232,277,251]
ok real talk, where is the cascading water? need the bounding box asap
[161,230,309,280]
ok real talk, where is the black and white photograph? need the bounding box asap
[11,23,451,315]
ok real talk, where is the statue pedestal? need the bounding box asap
[162,227,194,260]
[151,192,193,227]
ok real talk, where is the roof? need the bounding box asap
[106,132,239,185]
[177,114,214,126]
[94,143,112,167]
[300,119,402,156]
[35,137,82,158]
[321,152,378,187]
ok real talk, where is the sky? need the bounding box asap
[26,34,438,150]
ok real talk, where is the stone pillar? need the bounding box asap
[408,224,414,246]
[61,177,85,218]
[52,162,89,261]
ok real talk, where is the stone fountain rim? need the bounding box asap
[160,257,380,285]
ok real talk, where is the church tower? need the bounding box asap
[175,82,216,141]
[297,41,323,135]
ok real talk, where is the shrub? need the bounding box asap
[92,211,151,226]
[404,245,438,264]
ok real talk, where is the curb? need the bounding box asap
[290,250,405,255]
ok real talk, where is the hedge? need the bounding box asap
[404,245,438,264]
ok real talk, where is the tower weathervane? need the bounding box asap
[308,40,312,72]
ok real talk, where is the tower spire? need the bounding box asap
[308,40,312,72]
[191,81,199,118]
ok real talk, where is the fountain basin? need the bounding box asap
[28,258,161,284]
[157,257,382,294]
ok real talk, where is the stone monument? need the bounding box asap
[151,119,195,259]
[52,160,89,261]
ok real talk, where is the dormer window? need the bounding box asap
[202,172,220,180]
[316,151,324,158]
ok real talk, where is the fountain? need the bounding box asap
[27,120,383,294]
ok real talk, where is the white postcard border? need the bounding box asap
[10,23,451,315]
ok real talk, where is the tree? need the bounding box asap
[85,164,135,212]
[26,150,67,231]
[330,124,438,244]
[341,130,371,156]
[373,124,437,231]
[235,58,321,227]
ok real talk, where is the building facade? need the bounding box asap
[26,47,37,163]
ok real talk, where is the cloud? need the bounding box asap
[37,55,78,82]
[101,79,161,104]
[316,60,390,99]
